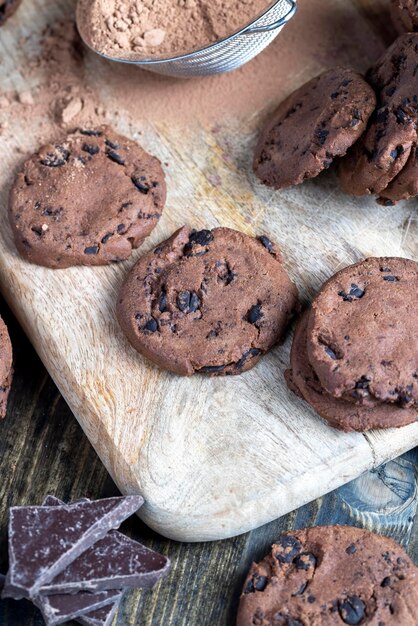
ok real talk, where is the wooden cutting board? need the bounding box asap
[0,0,417,542]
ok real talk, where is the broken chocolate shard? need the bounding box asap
[34,589,122,626]
[77,600,122,626]
[2,496,143,600]
[40,496,169,593]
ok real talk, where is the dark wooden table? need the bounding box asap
[0,298,416,626]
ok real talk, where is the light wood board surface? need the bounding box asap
[0,0,416,542]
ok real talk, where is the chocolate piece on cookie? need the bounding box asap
[9,126,166,268]
[378,143,418,204]
[237,526,418,626]
[0,0,22,25]
[0,315,13,419]
[391,0,418,33]
[307,257,418,408]
[286,312,416,431]
[339,34,418,196]
[117,226,299,376]
[253,68,376,190]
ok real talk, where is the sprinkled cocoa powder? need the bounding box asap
[77,0,270,60]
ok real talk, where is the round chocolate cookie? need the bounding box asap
[9,126,166,268]
[253,68,376,190]
[307,257,418,408]
[0,0,22,25]
[117,226,299,376]
[285,312,416,431]
[237,525,418,626]
[339,34,418,196]
[391,0,418,33]
[0,315,13,419]
[378,143,418,204]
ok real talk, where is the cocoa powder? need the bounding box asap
[77,0,270,60]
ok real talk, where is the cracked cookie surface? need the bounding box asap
[306,257,418,409]
[116,226,299,376]
[0,316,12,419]
[237,526,418,626]
[285,312,417,431]
[339,34,418,196]
[253,68,376,190]
[9,126,166,268]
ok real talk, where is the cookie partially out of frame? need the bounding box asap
[9,126,166,268]
[0,0,22,26]
[0,316,13,418]
[253,68,376,190]
[237,526,418,626]
[117,226,299,376]
[307,257,418,409]
[378,143,418,204]
[286,312,416,431]
[339,34,418,196]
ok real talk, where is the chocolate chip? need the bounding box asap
[316,128,329,145]
[338,283,365,301]
[293,552,317,571]
[189,230,214,246]
[82,143,99,155]
[131,176,150,194]
[158,289,168,313]
[117,224,126,234]
[338,596,365,624]
[324,346,337,360]
[307,595,316,603]
[379,267,391,272]
[254,575,268,591]
[376,108,389,124]
[176,291,199,313]
[143,318,158,333]
[106,150,125,165]
[235,348,261,370]
[383,275,399,281]
[390,145,404,160]
[258,235,274,254]
[84,245,99,255]
[381,577,391,587]
[199,364,226,374]
[101,233,113,244]
[395,107,410,124]
[345,544,356,554]
[79,129,103,136]
[246,304,263,324]
[40,146,70,167]
[275,535,302,563]
[386,85,396,97]
[105,139,119,149]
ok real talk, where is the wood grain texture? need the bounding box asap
[0,0,417,542]
[0,301,416,626]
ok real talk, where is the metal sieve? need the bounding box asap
[77,0,297,78]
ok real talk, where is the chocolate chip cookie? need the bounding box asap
[237,526,418,626]
[0,316,13,419]
[9,126,166,268]
[307,257,418,409]
[0,0,22,25]
[117,226,299,376]
[391,0,418,33]
[378,143,418,204]
[253,68,376,190]
[286,312,416,431]
[339,34,418,195]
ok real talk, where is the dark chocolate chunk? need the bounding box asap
[235,348,262,370]
[106,150,125,165]
[131,176,150,194]
[176,291,199,313]
[275,535,302,563]
[258,235,274,254]
[293,552,317,571]
[84,246,99,255]
[79,129,103,137]
[383,275,399,281]
[338,596,366,625]
[198,365,227,374]
[246,304,263,324]
[40,146,70,168]
[345,544,357,554]
[82,144,100,156]
[105,139,119,150]
[2,496,143,600]
[143,318,158,333]
[77,601,122,626]
[34,589,121,626]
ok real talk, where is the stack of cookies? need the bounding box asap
[340,33,418,205]
[286,257,418,432]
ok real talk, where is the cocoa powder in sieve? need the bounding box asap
[77,0,270,60]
